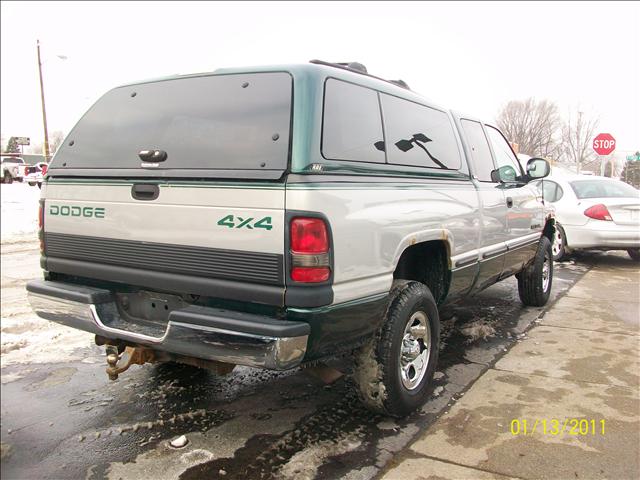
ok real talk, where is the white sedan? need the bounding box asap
[535,172,640,262]
[23,162,48,187]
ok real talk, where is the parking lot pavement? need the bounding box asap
[382,256,640,480]
[0,240,622,480]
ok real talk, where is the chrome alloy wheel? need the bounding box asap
[399,311,432,390]
[542,252,551,292]
[552,228,563,258]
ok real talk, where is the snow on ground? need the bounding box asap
[1,182,41,243]
[1,220,94,375]
[0,313,94,373]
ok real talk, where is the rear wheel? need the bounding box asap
[28,181,36,186]
[518,236,553,307]
[552,224,567,261]
[353,281,440,417]
[628,248,640,262]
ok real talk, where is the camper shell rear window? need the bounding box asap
[49,72,292,178]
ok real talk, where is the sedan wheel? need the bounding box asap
[551,224,566,261]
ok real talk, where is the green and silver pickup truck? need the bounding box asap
[27,60,554,416]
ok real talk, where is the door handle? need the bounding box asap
[131,184,159,201]
[506,197,513,208]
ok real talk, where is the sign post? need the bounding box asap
[593,133,616,176]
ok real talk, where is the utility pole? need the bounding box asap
[576,111,583,174]
[37,40,50,162]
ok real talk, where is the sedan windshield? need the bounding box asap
[570,179,639,199]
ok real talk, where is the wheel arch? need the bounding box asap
[542,216,556,245]
[392,232,452,305]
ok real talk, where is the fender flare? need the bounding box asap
[391,229,454,270]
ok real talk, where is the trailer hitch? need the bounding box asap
[105,345,155,380]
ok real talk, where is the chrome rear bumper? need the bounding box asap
[27,280,309,370]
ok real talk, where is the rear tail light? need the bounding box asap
[584,204,612,221]
[291,218,329,253]
[289,217,330,283]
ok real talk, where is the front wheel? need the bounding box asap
[518,236,553,307]
[3,171,13,184]
[628,248,640,262]
[352,281,440,417]
[28,181,36,186]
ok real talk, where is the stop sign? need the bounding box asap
[593,133,616,156]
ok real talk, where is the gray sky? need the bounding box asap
[1,1,639,154]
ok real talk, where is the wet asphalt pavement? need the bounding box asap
[1,245,597,480]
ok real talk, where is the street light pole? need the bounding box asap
[37,39,50,162]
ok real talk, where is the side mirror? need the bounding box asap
[526,158,551,180]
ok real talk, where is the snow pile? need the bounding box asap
[1,183,40,243]
[0,313,94,372]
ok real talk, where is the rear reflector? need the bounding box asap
[584,204,612,221]
[291,267,330,283]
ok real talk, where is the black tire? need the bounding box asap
[518,236,553,307]
[628,248,640,262]
[552,223,567,261]
[353,281,440,417]
[28,182,36,186]
[3,171,13,184]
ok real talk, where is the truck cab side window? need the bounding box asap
[485,126,523,182]
[322,79,386,163]
[460,119,495,182]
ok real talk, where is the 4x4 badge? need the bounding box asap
[217,215,273,230]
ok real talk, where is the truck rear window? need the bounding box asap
[50,72,292,175]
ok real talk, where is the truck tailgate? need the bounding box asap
[43,179,286,304]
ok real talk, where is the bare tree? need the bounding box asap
[561,110,599,173]
[496,98,561,158]
[30,142,44,155]
[49,131,66,155]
